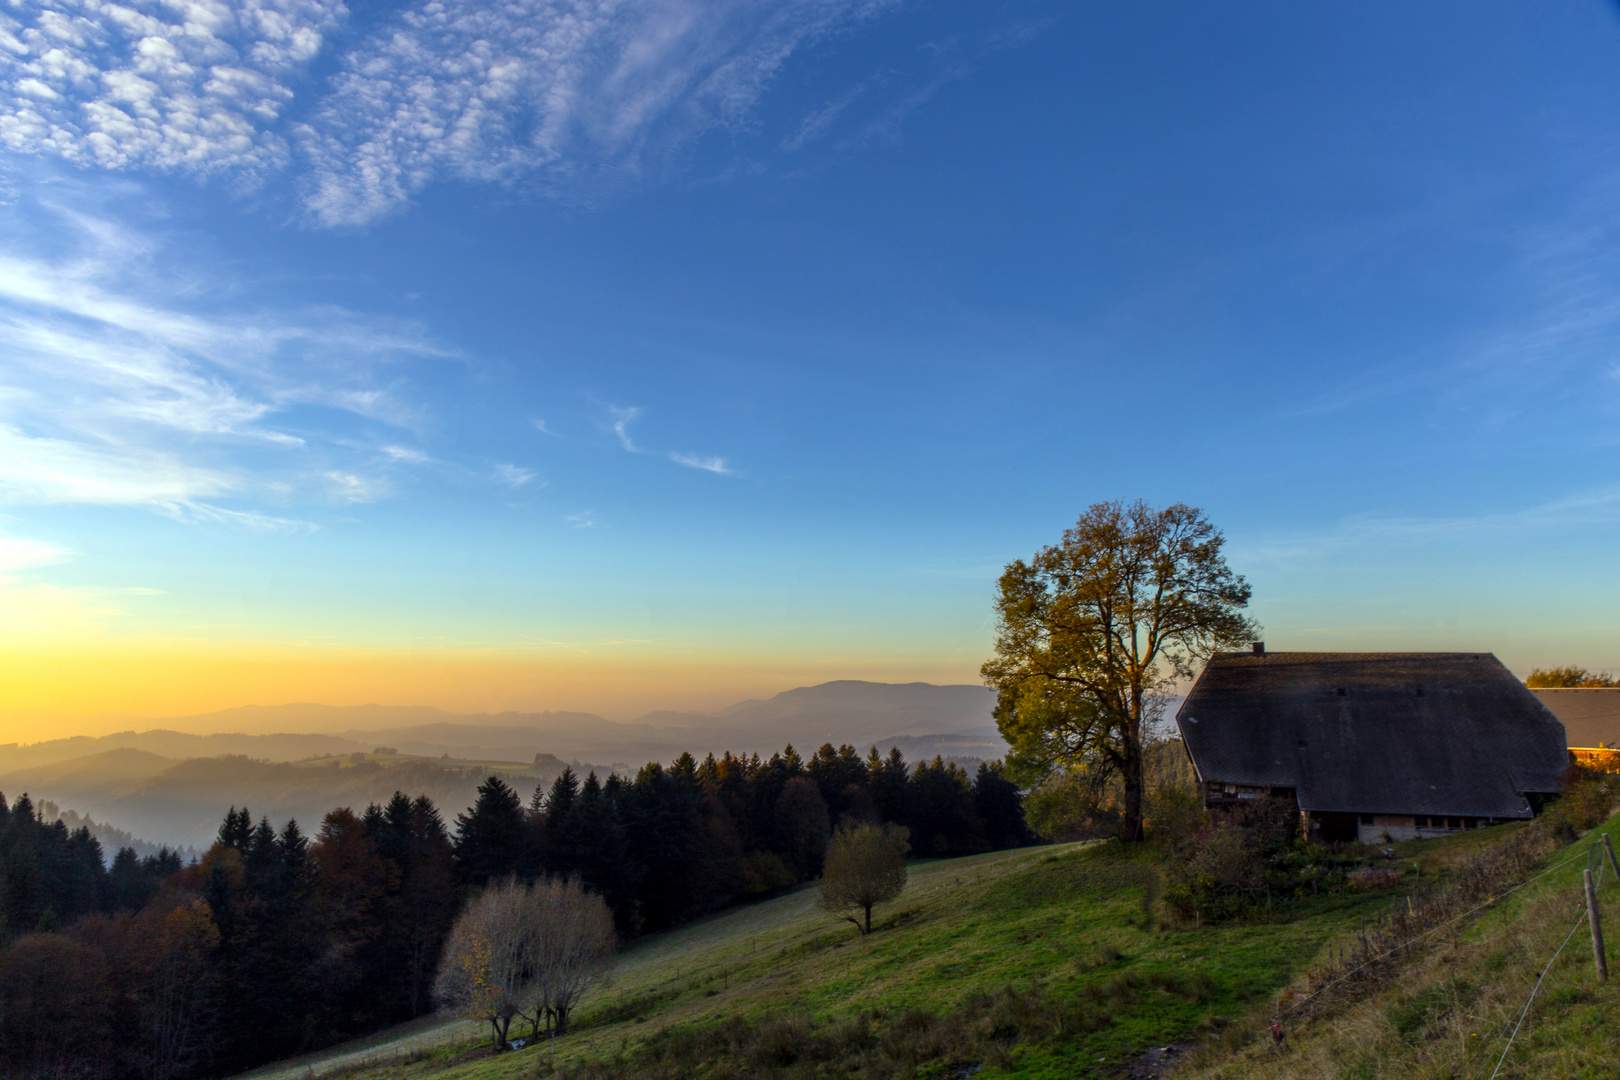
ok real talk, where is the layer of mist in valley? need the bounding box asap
[2,681,1007,851]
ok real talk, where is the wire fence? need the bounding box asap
[1278,829,1596,1022]
[1477,834,1609,1080]
[1265,824,1614,1080]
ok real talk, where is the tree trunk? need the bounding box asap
[863,902,872,935]
[1120,689,1145,842]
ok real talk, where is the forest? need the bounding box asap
[0,743,1030,1080]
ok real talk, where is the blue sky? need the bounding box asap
[1,0,1618,725]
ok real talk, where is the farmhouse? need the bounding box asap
[1530,687,1620,771]
[1175,649,1569,844]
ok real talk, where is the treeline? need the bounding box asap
[456,745,1029,932]
[0,743,1029,1079]
[0,791,184,933]
[41,801,204,866]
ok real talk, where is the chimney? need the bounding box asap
[1251,641,1266,655]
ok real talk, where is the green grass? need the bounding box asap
[1177,810,1620,1080]
[261,834,1494,1080]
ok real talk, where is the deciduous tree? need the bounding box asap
[434,877,615,1047]
[817,823,909,935]
[982,500,1257,842]
[435,881,528,1048]
[129,897,220,1080]
[520,876,616,1037]
[1526,665,1617,688]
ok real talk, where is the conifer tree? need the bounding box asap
[453,776,527,887]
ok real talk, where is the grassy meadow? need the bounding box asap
[248,827,1545,1080]
[1177,807,1620,1080]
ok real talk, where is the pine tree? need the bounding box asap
[868,747,911,826]
[571,772,634,928]
[217,807,253,850]
[401,796,457,1017]
[807,743,868,821]
[453,776,526,887]
[974,762,1033,849]
[540,767,582,877]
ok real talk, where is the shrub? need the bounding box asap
[739,851,797,896]
[1161,797,1343,922]
[1346,867,1401,891]
[1543,762,1619,840]
[1145,785,1208,844]
[1024,738,1205,844]
[1162,821,1269,923]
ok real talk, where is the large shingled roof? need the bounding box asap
[1175,652,1568,820]
[1530,688,1620,748]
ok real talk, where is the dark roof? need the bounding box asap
[1175,652,1568,820]
[1530,689,1620,748]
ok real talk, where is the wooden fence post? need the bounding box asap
[1586,868,1608,982]
[1603,834,1620,882]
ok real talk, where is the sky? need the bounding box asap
[2,0,1619,738]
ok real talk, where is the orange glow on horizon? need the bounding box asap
[0,639,985,743]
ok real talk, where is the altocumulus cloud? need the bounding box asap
[0,0,345,176]
[0,0,895,225]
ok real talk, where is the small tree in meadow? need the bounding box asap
[818,823,909,935]
[434,877,616,1048]
[434,883,526,1048]
[523,876,616,1037]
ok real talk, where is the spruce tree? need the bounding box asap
[453,775,526,887]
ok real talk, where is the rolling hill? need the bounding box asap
[1,751,583,850]
[238,807,1620,1080]
[2,681,1007,850]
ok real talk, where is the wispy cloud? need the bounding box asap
[494,463,536,487]
[0,530,166,631]
[381,445,430,463]
[0,423,234,505]
[0,535,70,573]
[1290,167,1620,425]
[782,81,868,151]
[1236,485,1620,570]
[530,418,563,438]
[156,502,315,532]
[565,509,598,528]
[298,0,899,225]
[668,451,733,475]
[324,471,388,504]
[603,404,736,475]
[608,405,643,452]
[0,193,444,520]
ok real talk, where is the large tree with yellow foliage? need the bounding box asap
[982,500,1258,843]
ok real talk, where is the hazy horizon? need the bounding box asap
[3,2,1618,746]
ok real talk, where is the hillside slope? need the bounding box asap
[1177,808,1620,1079]
[248,834,1458,1080]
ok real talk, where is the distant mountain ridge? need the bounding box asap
[0,681,1007,848]
[2,681,1003,769]
[716,680,998,740]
